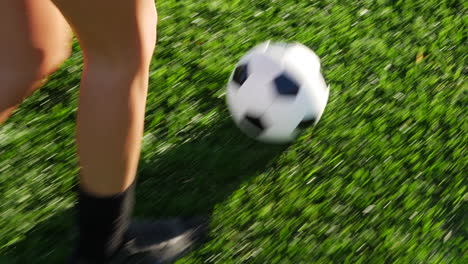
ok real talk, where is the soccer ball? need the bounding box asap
[226,41,329,143]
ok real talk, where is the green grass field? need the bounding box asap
[0,0,466,263]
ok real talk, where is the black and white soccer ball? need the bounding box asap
[226,41,329,143]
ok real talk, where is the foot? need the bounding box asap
[71,217,208,264]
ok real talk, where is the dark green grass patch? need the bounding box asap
[0,0,466,263]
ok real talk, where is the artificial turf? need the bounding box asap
[0,0,466,263]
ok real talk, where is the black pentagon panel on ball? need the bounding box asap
[274,73,300,96]
[232,64,249,86]
[239,114,266,138]
[297,117,317,130]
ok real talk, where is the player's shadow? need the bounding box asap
[134,117,287,218]
[1,208,76,263]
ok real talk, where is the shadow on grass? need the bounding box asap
[1,208,75,264]
[2,118,286,263]
[135,118,287,218]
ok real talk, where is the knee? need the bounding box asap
[82,16,157,78]
[84,37,156,79]
[0,45,71,108]
[39,43,72,77]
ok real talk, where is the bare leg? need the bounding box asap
[2,1,205,262]
[52,0,157,196]
[0,0,71,124]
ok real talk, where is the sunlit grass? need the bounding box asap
[0,0,466,263]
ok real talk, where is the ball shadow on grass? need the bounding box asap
[134,118,288,218]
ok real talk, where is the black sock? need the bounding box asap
[75,181,135,263]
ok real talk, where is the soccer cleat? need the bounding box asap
[70,217,208,264]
